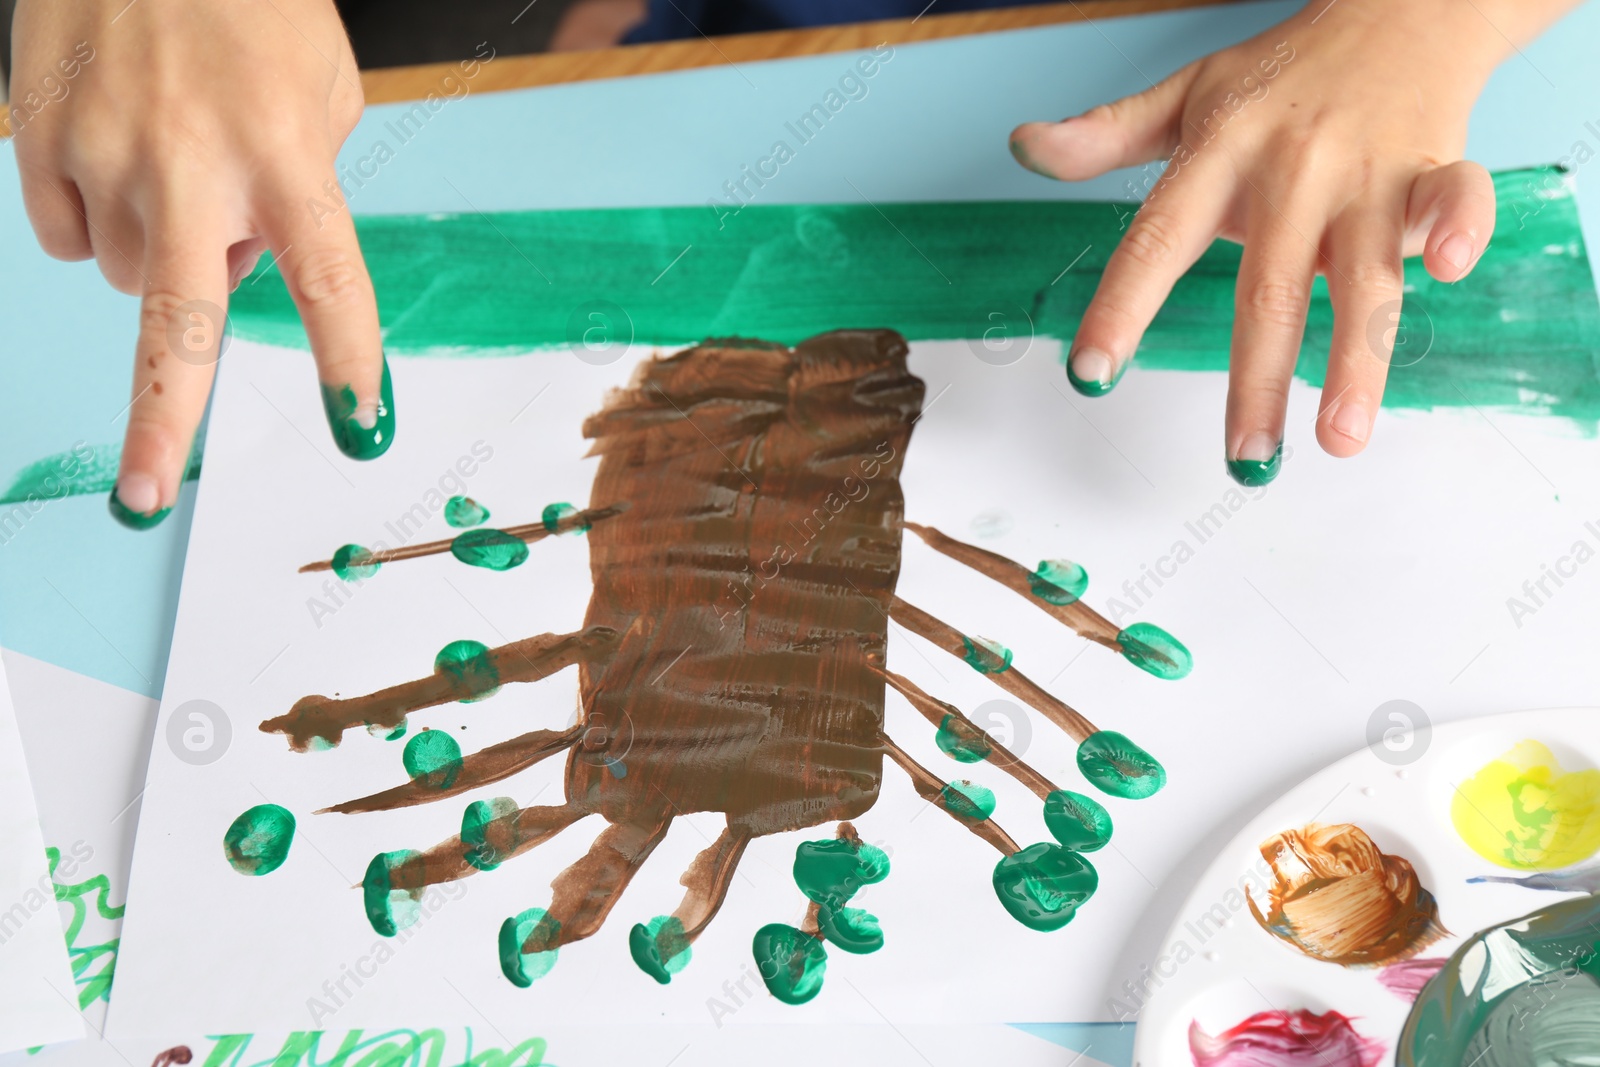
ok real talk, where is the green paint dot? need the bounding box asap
[444,496,491,528]
[462,796,519,871]
[332,544,381,581]
[451,528,530,571]
[961,634,1013,674]
[817,905,883,954]
[1077,731,1167,799]
[1043,790,1113,852]
[222,804,295,876]
[403,730,463,790]
[368,717,407,740]
[541,502,589,535]
[935,713,992,763]
[992,843,1099,931]
[363,850,423,937]
[629,915,692,984]
[752,924,827,1005]
[499,907,561,987]
[434,638,502,702]
[1028,559,1089,605]
[793,838,890,910]
[939,779,997,821]
[1116,622,1192,680]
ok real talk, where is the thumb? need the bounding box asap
[1010,62,1200,182]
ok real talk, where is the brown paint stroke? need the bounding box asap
[521,812,674,953]
[877,666,1058,799]
[261,626,619,750]
[904,522,1123,651]
[149,1048,192,1067]
[888,595,1099,742]
[1247,822,1447,967]
[881,731,1019,856]
[386,800,593,892]
[298,503,627,573]
[320,724,584,814]
[670,824,754,940]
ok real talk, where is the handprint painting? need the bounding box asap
[256,330,1189,1005]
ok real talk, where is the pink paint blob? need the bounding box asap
[1189,1009,1384,1067]
[1377,956,1449,1001]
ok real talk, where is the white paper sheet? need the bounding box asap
[108,336,1600,1038]
[0,652,84,1052]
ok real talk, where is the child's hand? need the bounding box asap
[1011,0,1577,484]
[11,0,388,529]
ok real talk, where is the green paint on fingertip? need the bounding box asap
[992,842,1098,931]
[817,905,883,954]
[1028,559,1089,605]
[629,915,692,984]
[1226,443,1283,487]
[107,487,171,531]
[541,502,589,535]
[1117,622,1191,680]
[363,849,423,936]
[462,796,519,871]
[935,713,992,763]
[434,638,501,702]
[1043,790,1113,852]
[321,356,396,461]
[332,544,381,581]
[1065,356,1125,397]
[752,924,827,1004]
[499,907,561,987]
[961,634,1013,674]
[444,496,491,528]
[1077,731,1166,799]
[403,730,463,790]
[939,779,997,821]
[222,804,295,876]
[793,837,890,911]
[450,528,530,571]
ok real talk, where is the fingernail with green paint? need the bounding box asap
[1226,434,1283,487]
[108,475,170,530]
[322,354,395,460]
[1066,346,1122,397]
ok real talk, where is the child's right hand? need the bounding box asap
[11,0,389,530]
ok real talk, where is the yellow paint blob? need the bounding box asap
[1451,740,1600,870]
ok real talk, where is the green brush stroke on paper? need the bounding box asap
[194,1028,549,1067]
[0,439,202,507]
[47,845,125,1011]
[227,166,1600,424]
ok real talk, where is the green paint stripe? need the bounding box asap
[1,440,202,508]
[230,165,1600,424]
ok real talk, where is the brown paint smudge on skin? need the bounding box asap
[904,522,1122,651]
[881,731,1020,855]
[888,596,1098,741]
[1248,822,1447,967]
[298,503,627,573]
[260,626,619,750]
[878,666,1058,798]
[152,381,163,396]
[320,724,584,814]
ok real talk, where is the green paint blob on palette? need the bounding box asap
[363,849,423,937]
[935,712,992,763]
[461,796,519,871]
[331,544,381,581]
[1043,790,1113,852]
[961,634,1012,674]
[403,730,463,790]
[499,907,561,987]
[450,528,530,571]
[1077,730,1167,799]
[434,638,501,702]
[1117,622,1191,680]
[992,842,1098,931]
[542,502,589,534]
[751,924,827,1005]
[1028,559,1088,605]
[222,803,295,876]
[629,915,692,984]
[939,779,997,821]
[444,496,491,528]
